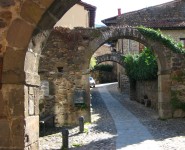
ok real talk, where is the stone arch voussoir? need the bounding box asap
[96,53,125,67]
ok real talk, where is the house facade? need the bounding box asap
[55,1,96,28]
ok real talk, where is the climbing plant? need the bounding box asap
[137,26,185,55]
[123,47,158,81]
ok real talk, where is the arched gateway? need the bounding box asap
[1,2,185,149]
[0,0,80,149]
[41,26,185,130]
[96,53,125,67]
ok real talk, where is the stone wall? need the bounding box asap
[39,28,92,126]
[119,74,130,94]
[117,39,139,55]
[171,53,185,118]
[136,80,158,110]
[39,80,55,118]
[0,0,80,149]
[93,44,111,56]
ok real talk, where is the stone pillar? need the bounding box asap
[0,84,39,150]
[158,73,172,119]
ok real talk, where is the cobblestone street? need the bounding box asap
[39,83,185,150]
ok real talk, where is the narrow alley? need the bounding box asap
[39,83,185,150]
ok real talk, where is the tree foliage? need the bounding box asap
[123,47,158,81]
[94,64,113,72]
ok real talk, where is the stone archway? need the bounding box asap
[87,27,185,119]
[88,27,173,118]
[95,52,129,94]
[0,0,79,149]
[96,53,125,67]
[40,26,185,129]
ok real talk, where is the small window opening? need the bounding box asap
[57,67,64,73]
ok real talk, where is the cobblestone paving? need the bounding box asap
[98,84,161,150]
[107,83,185,150]
[39,83,185,150]
[39,84,117,150]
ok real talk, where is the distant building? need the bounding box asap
[102,0,185,54]
[55,1,96,28]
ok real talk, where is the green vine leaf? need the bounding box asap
[137,26,185,55]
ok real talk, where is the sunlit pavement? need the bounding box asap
[97,83,161,150]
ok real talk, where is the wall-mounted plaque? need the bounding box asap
[74,89,85,104]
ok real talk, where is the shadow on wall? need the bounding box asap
[90,70,117,84]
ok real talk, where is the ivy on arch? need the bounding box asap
[137,26,185,55]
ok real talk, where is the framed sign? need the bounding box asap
[74,89,85,104]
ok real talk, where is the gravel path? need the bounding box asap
[39,83,185,150]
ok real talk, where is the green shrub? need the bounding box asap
[94,64,113,72]
[123,47,158,81]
